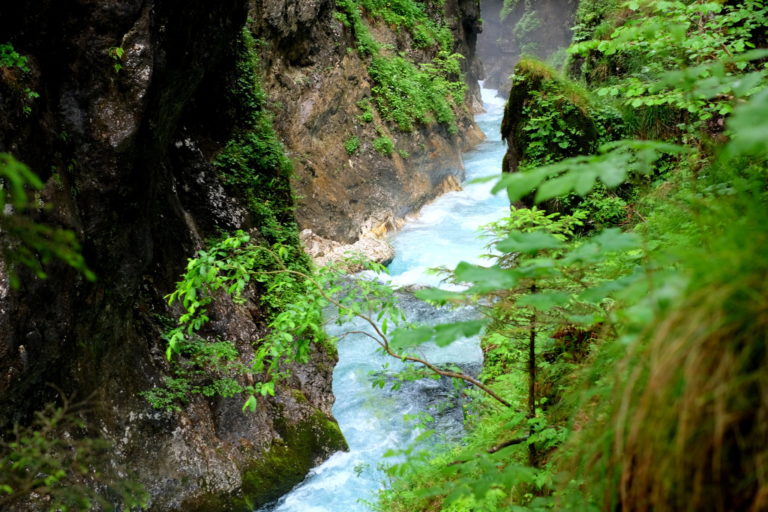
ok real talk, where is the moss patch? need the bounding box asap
[239,410,348,509]
[179,409,347,512]
[501,58,604,174]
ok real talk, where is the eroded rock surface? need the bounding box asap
[0,1,345,510]
[477,0,578,96]
[252,0,486,244]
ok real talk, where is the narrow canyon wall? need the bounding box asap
[477,0,578,96]
[0,0,491,509]
[0,1,346,510]
[251,0,486,244]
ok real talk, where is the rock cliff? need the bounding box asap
[0,1,346,510]
[252,0,486,245]
[0,0,491,509]
[477,0,578,96]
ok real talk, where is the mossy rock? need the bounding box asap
[238,410,347,509]
[500,58,626,218]
[501,58,599,175]
[181,409,347,512]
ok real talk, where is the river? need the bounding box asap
[259,86,509,512]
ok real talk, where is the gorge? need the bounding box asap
[1,0,766,511]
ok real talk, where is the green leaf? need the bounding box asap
[414,287,466,304]
[492,167,552,202]
[592,228,641,252]
[598,163,627,188]
[516,291,571,311]
[454,262,519,291]
[535,172,579,202]
[391,326,434,351]
[433,320,487,347]
[726,87,768,157]
[496,231,564,254]
[242,395,257,413]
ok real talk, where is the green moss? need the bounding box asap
[501,57,627,223]
[239,410,348,509]
[213,27,312,312]
[290,389,309,404]
[502,58,603,174]
[179,410,346,512]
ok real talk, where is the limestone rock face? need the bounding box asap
[477,0,578,97]
[301,229,395,271]
[0,1,346,510]
[251,0,486,245]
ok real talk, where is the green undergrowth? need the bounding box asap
[374,1,768,510]
[0,400,148,511]
[335,0,467,136]
[143,27,318,413]
[502,58,630,230]
[0,42,40,115]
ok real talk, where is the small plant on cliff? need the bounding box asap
[335,0,467,134]
[0,42,40,115]
[0,43,29,71]
[108,46,124,73]
[373,135,395,156]
[344,135,361,155]
[143,230,323,412]
[0,397,148,511]
[368,52,465,134]
[357,98,375,123]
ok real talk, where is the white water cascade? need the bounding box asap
[260,87,509,512]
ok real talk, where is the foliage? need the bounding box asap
[144,226,320,411]
[355,0,453,51]
[0,43,29,71]
[0,398,148,511]
[144,27,315,412]
[0,153,95,287]
[569,0,768,133]
[335,0,381,56]
[336,0,468,134]
[214,28,296,246]
[357,98,375,123]
[344,135,361,155]
[373,1,768,510]
[512,3,541,54]
[373,135,395,156]
[369,51,466,133]
[0,42,39,115]
[108,46,124,73]
[502,58,633,227]
[500,0,522,21]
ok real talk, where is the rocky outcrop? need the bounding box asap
[251,0,486,245]
[301,229,395,271]
[477,0,578,96]
[0,1,346,510]
[500,59,598,175]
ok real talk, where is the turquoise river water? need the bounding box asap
[260,87,509,511]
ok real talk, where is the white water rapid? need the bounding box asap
[259,87,509,512]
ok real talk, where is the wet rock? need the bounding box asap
[300,229,395,271]
[0,1,346,509]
